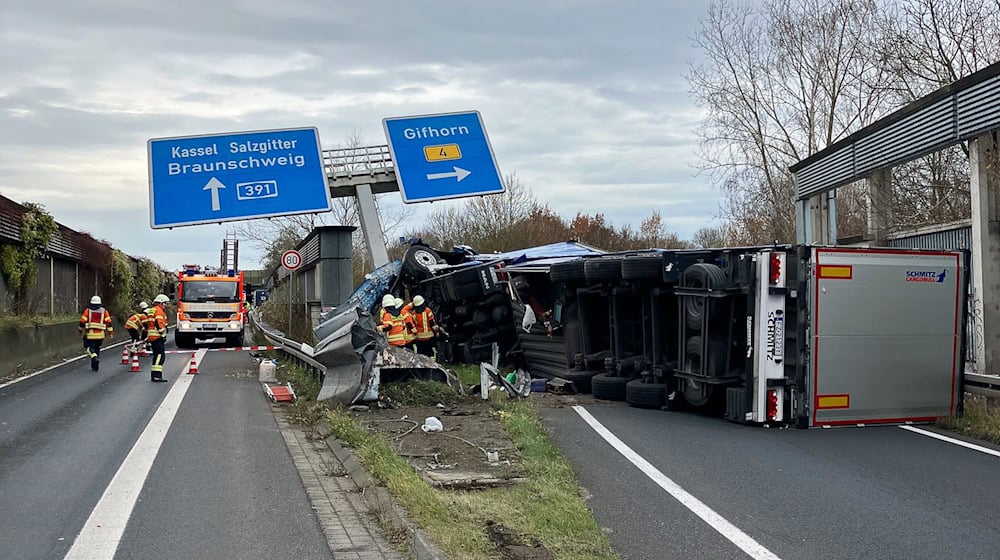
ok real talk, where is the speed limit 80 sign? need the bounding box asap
[281,249,303,271]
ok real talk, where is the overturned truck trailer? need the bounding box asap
[518,245,969,428]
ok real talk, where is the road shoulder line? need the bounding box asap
[62,348,203,560]
[572,405,782,560]
[899,425,1000,458]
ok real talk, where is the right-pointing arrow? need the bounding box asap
[426,166,471,182]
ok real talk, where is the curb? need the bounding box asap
[316,423,449,560]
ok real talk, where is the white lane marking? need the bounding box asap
[63,348,205,560]
[572,406,782,560]
[899,425,1000,459]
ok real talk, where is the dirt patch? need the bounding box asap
[485,521,555,560]
[351,397,525,488]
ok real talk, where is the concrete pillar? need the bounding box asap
[809,193,834,244]
[316,226,356,309]
[355,184,389,268]
[796,198,810,244]
[867,168,893,246]
[970,133,1000,374]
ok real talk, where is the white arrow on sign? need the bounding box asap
[203,177,226,212]
[426,166,471,182]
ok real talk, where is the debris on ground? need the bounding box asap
[484,520,555,560]
[350,398,526,489]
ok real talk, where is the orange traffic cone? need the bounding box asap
[141,344,151,357]
[187,353,199,375]
[121,348,130,365]
[129,353,140,372]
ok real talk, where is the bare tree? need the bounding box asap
[688,0,895,243]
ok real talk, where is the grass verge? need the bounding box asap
[327,396,616,560]
[937,395,1000,445]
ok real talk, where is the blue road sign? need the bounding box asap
[147,127,332,229]
[382,111,504,203]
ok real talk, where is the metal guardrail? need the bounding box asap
[249,312,326,376]
[966,372,1000,399]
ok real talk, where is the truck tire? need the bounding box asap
[682,336,719,407]
[550,259,586,284]
[591,373,629,401]
[403,246,443,280]
[562,369,602,394]
[226,332,244,347]
[585,258,623,283]
[622,254,663,281]
[175,333,194,349]
[681,263,727,330]
[626,379,667,409]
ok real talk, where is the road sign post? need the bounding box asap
[147,127,332,229]
[281,250,303,333]
[382,111,504,203]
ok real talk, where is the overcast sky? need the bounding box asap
[0,0,720,271]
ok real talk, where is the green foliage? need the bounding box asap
[132,258,163,308]
[937,396,1000,445]
[108,250,134,319]
[0,203,57,312]
[380,380,460,406]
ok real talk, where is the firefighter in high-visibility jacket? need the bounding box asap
[407,295,439,357]
[79,295,114,371]
[147,294,170,382]
[124,302,148,352]
[378,296,415,348]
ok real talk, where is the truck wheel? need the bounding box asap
[591,373,629,401]
[681,263,727,330]
[403,246,443,280]
[550,259,587,284]
[682,336,716,407]
[227,333,244,347]
[561,369,602,394]
[175,333,194,349]
[626,379,667,409]
[622,254,663,281]
[585,258,624,283]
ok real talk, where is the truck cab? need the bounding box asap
[174,264,246,348]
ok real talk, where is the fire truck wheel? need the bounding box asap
[591,373,629,401]
[175,333,195,349]
[681,263,727,331]
[625,379,667,409]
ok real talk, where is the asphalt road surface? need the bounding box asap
[543,402,1000,560]
[0,339,333,560]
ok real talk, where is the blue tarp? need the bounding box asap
[482,240,604,264]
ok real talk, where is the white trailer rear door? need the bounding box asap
[809,248,964,427]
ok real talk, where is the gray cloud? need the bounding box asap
[0,0,720,269]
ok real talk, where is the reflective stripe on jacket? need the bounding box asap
[380,310,414,347]
[125,313,146,331]
[411,307,436,340]
[146,305,168,340]
[80,307,113,340]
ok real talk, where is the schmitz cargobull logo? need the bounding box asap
[905,270,947,283]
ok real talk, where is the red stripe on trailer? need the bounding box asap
[817,416,939,427]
